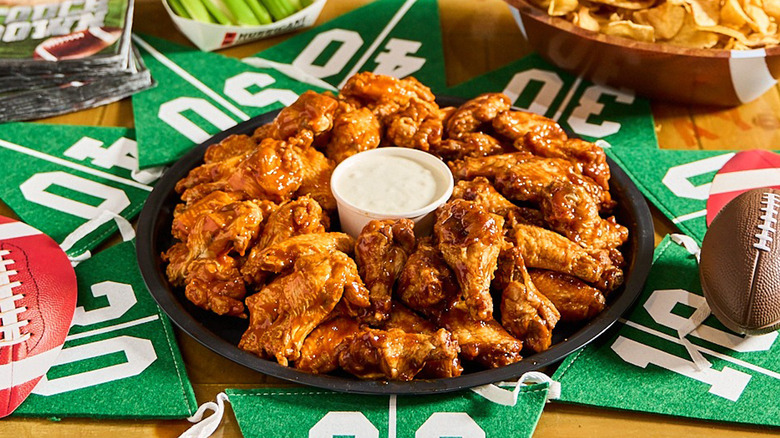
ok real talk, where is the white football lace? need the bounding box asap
[0,249,29,347]
[754,192,780,252]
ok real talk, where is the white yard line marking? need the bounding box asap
[65,315,160,342]
[551,77,582,122]
[0,139,152,192]
[621,319,780,380]
[388,394,397,438]
[132,34,250,122]
[337,0,417,89]
[672,209,707,224]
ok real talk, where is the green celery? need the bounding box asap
[168,0,191,18]
[260,0,292,20]
[179,0,215,23]
[201,0,233,24]
[222,0,261,25]
[245,0,273,24]
[300,0,313,7]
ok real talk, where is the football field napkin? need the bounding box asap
[0,123,158,259]
[132,34,329,169]
[14,241,197,418]
[445,53,657,150]
[553,235,780,426]
[248,0,447,93]
[225,381,553,438]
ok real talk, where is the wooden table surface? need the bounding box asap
[3,0,780,436]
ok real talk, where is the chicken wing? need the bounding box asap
[529,269,606,322]
[171,191,243,241]
[500,275,560,353]
[184,256,247,317]
[540,181,628,249]
[163,199,266,285]
[435,200,504,321]
[255,195,329,250]
[509,223,623,291]
[435,301,523,368]
[203,134,257,164]
[449,153,613,211]
[355,219,416,323]
[272,90,339,140]
[385,98,447,152]
[492,110,610,190]
[450,177,545,229]
[292,143,337,212]
[179,138,304,204]
[241,232,355,281]
[340,72,436,122]
[338,327,458,381]
[297,316,362,374]
[430,93,510,161]
[325,103,381,163]
[396,237,458,313]
[239,251,368,366]
[383,302,462,378]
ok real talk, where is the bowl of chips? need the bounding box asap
[505,0,780,106]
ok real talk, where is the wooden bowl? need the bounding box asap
[505,0,780,106]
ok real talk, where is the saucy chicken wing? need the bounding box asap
[435,301,523,368]
[272,90,339,140]
[340,72,436,122]
[529,269,606,322]
[435,199,504,321]
[239,251,368,366]
[338,327,458,381]
[355,219,416,323]
[396,237,458,313]
[297,316,362,374]
[385,98,448,152]
[325,103,381,163]
[450,177,545,229]
[509,223,623,291]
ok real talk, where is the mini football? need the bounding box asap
[33,27,122,61]
[700,188,780,335]
[0,215,77,418]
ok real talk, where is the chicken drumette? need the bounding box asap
[355,219,416,323]
[435,199,504,321]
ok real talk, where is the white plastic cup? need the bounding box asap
[330,148,454,238]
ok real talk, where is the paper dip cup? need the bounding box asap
[330,148,454,238]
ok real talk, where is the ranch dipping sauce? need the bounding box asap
[330,147,454,238]
[334,155,439,214]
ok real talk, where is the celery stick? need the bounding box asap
[244,0,273,24]
[202,0,233,24]
[168,0,191,18]
[260,0,291,20]
[180,0,215,23]
[222,0,261,25]
[286,0,302,11]
[300,0,313,7]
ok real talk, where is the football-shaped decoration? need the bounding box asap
[33,27,123,61]
[0,215,77,418]
[706,149,780,225]
[700,188,780,335]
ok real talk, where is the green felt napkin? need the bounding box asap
[445,53,657,150]
[132,34,328,169]
[607,148,743,243]
[14,241,197,419]
[227,384,550,438]
[0,123,155,259]
[250,0,447,93]
[553,235,780,426]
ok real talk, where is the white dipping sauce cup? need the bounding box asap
[330,148,454,238]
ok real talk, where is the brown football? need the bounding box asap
[33,27,122,61]
[700,188,780,335]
